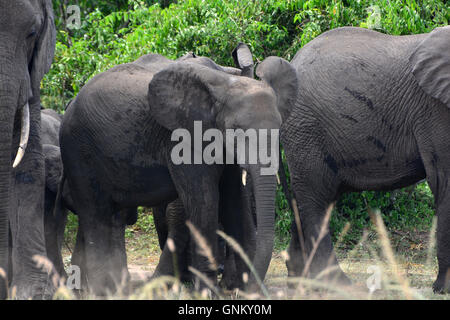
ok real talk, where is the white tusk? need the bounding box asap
[12,103,30,168]
[242,170,247,186]
[276,173,281,185]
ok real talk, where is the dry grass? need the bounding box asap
[19,207,448,300]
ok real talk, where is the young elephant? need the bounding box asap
[59,51,290,294]
[265,26,450,292]
[151,44,258,289]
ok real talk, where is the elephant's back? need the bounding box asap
[41,111,61,146]
[291,27,425,67]
[61,61,171,170]
[66,63,156,131]
[291,27,426,112]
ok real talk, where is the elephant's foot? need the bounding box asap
[87,268,130,297]
[286,257,352,290]
[432,270,450,294]
[11,276,55,300]
[219,272,242,291]
[316,268,352,288]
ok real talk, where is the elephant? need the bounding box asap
[40,91,255,292]
[39,49,258,291]
[58,49,289,295]
[42,109,62,146]
[266,26,450,292]
[0,0,56,299]
[40,108,72,279]
[150,45,258,289]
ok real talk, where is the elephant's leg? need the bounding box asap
[44,189,68,279]
[285,145,350,285]
[288,193,351,286]
[168,163,222,289]
[218,165,252,289]
[9,112,54,299]
[434,196,450,293]
[420,159,450,292]
[220,245,238,289]
[123,207,138,226]
[416,123,450,293]
[65,168,128,295]
[110,210,129,293]
[78,203,128,295]
[153,204,168,250]
[71,224,88,293]
[153,199,190,281]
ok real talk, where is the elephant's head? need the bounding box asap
[147,60,289,286]
[410,25,450,109]
[0,0,55,297]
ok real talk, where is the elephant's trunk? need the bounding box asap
[248,164,277,289]
[0,76,18,299]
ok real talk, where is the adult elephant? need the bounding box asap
[59,51,292,295]
[265,26,450,292]
[0,1,56,299]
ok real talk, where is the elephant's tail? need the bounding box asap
[53,171,66,218]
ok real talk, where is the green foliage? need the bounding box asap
[64,212,79,246]
[332,182,435,247]
[125,207,156,238]
[46,0,448,248]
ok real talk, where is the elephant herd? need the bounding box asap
[0,1,449,299]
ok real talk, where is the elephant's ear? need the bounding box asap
[256,56,298,121]
[148,63,229,132]
[30,0,56,101]
[410,26,450,108]
[232,43,254,78]
[177,52,196,61]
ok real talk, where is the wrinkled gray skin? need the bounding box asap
[41,109,136,281]
[271,26,450,292]
[41,88,255,291]
[0,0,56,299]
[151,166,257,290]
[59,51,288,295]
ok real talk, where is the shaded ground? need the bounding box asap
[60,213,448,300]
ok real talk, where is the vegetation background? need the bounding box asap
[44,0,449,250]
